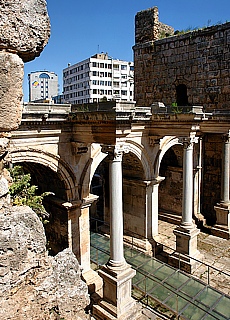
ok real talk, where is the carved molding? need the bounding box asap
[179,132,199,148]
[101,143,130,161]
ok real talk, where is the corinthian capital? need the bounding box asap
[222,131,230,144]
[101,143,129,161]
[179,133,199,148]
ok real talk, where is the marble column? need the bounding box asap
[107,147,125,269]
[93,144,138,319]
[214,132,230,239]
[221,133,230,203]
[181,136,196,229]
[172,135,201,271]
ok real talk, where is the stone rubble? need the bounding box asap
[0,206,90,320]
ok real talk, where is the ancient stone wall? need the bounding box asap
[134,8,230,110]
[123,180,146,237]
[135,7,174,44]
[202,134,222,224]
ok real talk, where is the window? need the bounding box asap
[108,90,112,95]
[176,84,188,106]
[93,71,98,76]
[113,81,119,88]
[93,89,97,94]
[93,62,98,67]
[100,63,104,68]
[108,73,112,78]
[113,64,119,70]
[39,73,50,79]
[93,80,98,85]
[121,65,127,70]
[130,66,134,71]
[113,90,120,95]
[121,75,127,79]
[100,72,104,77]
[121,90,127,96]
[108,64,112,69]
[108,81,112,86]
[100,81,104,86]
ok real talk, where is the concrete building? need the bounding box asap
[28,71,59,102]
[63,53,134,104]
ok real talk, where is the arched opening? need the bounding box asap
[89,151,147,248]
[176,84,188,106]
[90,159,109,231]
[12,162,69,255]
[159,145,183,221]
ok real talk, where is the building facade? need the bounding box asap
[63,53,134,104]
[28,71,59,102]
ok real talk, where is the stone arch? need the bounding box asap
[80,140,152,199]
[125,140,153,180]
[10,148,77,201]
[154,136,181,177]
[80,144,107,199]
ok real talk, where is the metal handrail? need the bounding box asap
[90,217,230,287]
[90,241,228,320]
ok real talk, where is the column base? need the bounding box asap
[168,251,203,273]
[170,225,202,273]
[213,203,230,239]
[173,225,200,256]
[93,264,138,319]
[82,269,103,296]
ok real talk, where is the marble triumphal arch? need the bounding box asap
[8,100,230,319]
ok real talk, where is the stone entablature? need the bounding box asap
[134,8,230,111]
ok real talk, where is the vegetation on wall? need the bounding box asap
[9,165,50,224]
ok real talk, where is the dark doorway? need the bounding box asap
[176,84,188,106]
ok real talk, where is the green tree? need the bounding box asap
[9,165,51,224]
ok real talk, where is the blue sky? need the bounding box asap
[23,0,230,101]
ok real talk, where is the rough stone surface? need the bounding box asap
[135,7,174,44]
[134,7,230,110]
[0,52,24,131]
[0,0,50,62]
[0,206,90,320]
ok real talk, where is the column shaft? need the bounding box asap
[221,136,230,203]
[181,142,194,227]
[109,153,125,267]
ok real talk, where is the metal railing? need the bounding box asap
[90,241,228,320]
[90,217,230,291]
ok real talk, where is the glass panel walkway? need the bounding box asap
[90,232,230,320]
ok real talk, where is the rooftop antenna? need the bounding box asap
[97,44,99,53]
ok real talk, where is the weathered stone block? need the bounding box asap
[0,0,50,62]
[0,52,23,131]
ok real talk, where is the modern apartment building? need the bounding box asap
[28,71,59,102]
[63,53,134,104]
